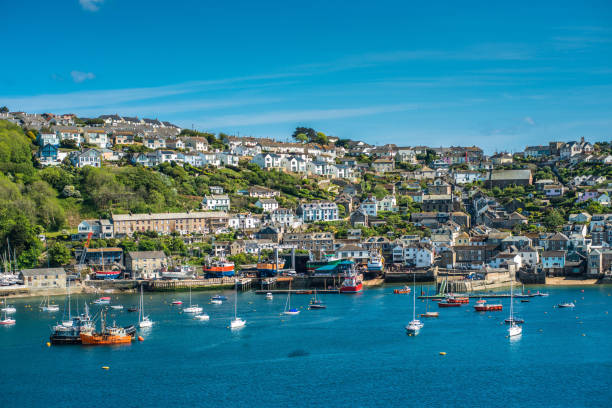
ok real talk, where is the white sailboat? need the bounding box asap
[283,280,300,315]
[61,279,73,327]
[405,275,423,335]
[183,286,203,314]
[138,284,153,328]
[40,292,59,312]
[1,296,16,314]
[0,310,15,325]
[230,279,245,329]
[508,278,522,337]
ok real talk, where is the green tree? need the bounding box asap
[48,242,71,266]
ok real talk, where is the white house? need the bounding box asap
[270,208,301,227]
[282,156,307,173]
[255,198,279,213]
[251,153,283,169]
[518,246,539,267]
[403,245,434,268]
[202,195,230,211]
[56,128,83,146]
[70,148,101,168]
[144,137,166,149]
[38,131,60,146]
[335,244,369,263]
[217,152,240,167]
[84,129,109,148]
[228,213,260,230]
[377,195,397,212]
[297,202,339,222]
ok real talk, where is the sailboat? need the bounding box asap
[420,288,439,318]
[229,279,245,329]
[40,292,60,312]
[283,280,300,315]
[0,310,16,325]
[507,278,522,337]
[405,275,424,335]
[308,289,326,310]
[61,278,73,327]
[1,296,16,314]
[138,285,153,328]
[183,286,203,313]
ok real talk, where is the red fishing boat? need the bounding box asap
[473,299,502,311]
[340,275,363,293]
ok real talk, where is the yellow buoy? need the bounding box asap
[46,342,51,347]
[102,366,110,370]
[439,352,447,355]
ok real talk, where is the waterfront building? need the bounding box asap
[111,211,228,236]
[19,268,67,290]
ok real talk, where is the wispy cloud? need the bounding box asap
[295,44,533,74]
[79,0,104,12]
[70,71,95,83]
[0,74,298,112]
[196,104,418,128]
[524,116,535,125]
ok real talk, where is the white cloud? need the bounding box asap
[70,71,96,83]
[79,0,104,11]
[524,116,535,125]
[197,104,418,128]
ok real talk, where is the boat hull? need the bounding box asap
[474,305,503,311]
[50,334,82,345]
[80,333,132,345]
[340,282,363,293]
[438,302,462,308]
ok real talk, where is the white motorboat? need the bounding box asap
[111,305,124,310]
[557,302,575,308]
[211,298,222,305]
[195,314,210,321]
[265,292,273,300]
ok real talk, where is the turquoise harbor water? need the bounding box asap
[1,285,611,408]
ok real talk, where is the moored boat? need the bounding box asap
[366,252,384,273]
[93,296,111,305]
[265,292,273,300]
[473,300,503,311]
[203,259,235,278]
[394,286,411,294]
[79,310,133,345]
[557,302,575,308]
[420,311,439,318]
[308,289,326,310]
[438,301,462,308]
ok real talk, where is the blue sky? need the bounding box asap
[1,0,611,152]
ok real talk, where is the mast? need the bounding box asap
[509,276,514,321]
[412,273,416,321]
[234,279,238,319]
[67,276,71,319]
